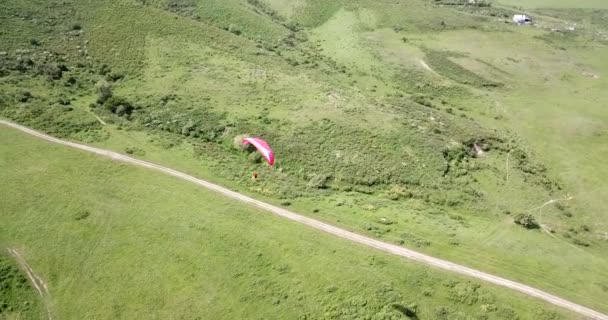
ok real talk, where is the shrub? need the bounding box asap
[95,80,112,104]
[38,63,63,80]
[73,210,90,220]
[72,23,82,30]
[415,239,431,247]
[233,134,252,151]
[248,151,262,163]
[101,96,135,117]
[57,97,71,105]
[106,72,124,82]
[497,307,518,320]
[386,185,413,200]
[228,24,242,35]
[30,38,40,46]
[98,64,111,75]
[16,90,33,103]
[534,310,561,320]
[572,238,590,247]
[513,214,540,229]
[65,76,77,86]
[125,147,145,156]
[325,285,338,293]
[307,174,328,189]
[378,217,395,225]
[392,303,417,317]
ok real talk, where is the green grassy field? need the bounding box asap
[1,0,608,317]
[0,127,578,319]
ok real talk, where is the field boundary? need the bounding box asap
[1,119,606,320]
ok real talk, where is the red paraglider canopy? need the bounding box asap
[243,137,275,166]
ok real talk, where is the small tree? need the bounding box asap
[513,214,540,229]
[95,80,112,104]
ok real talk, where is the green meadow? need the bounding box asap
[0,127,578,319]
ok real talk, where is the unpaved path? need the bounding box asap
[1,120,607,320]
[93,114,106,125]
[7,248,53,320]
[419,59,438,75]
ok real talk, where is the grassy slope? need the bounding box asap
[0,127,577,320]
[1,0,608,315]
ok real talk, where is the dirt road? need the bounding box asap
[2,120,607,320]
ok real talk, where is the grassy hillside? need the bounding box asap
[1,0,608,316]
[0,127,577,319]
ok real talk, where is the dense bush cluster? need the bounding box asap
[513,214,540,229]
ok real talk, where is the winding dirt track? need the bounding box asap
[7,248,53,320]
[2,120,607,320]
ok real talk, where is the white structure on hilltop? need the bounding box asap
[512,14,532,24]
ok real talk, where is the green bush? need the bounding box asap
[95,80,112,104]
[307,174,329,189]
[16,90,33,103]
[73,210,90,220]
[125,147,146,156]
[572,238,590,247]
[233,134,252,151]
[513,214,540,229]
[248,151,262,164]
[37,63,63,80]
[102,96,134,117]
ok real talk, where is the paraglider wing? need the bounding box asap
[243,137,275,165]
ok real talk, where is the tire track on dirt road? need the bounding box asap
[1,120,606,320]
[7,248,53,320]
